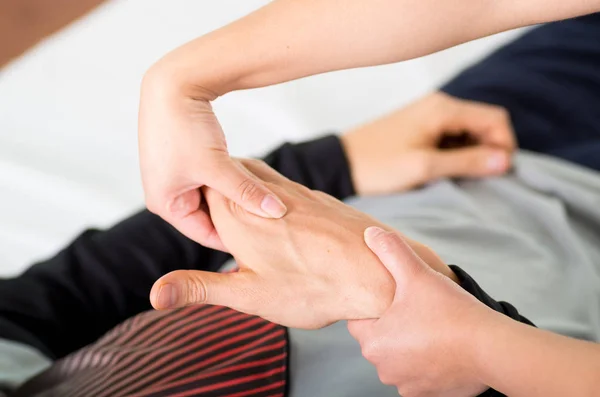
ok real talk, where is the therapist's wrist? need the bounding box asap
[143,54,220,104]
[143,29,256,102]
[467,309,517,393]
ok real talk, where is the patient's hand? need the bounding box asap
[341,92,515,195]
[150,159,455,329]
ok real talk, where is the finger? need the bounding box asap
[443,96,516,151]
[148,186,225,250]
[347,319,376,342]
[238,158,291,185]
[427,146,511,180]
[150,269,261,314]
[402,237,443,269]
[364,226,424,283]
[207,158,287,219]
[172,207,227,251]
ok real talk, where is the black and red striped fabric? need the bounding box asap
[14,304,288,397]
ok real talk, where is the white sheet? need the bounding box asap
[0,0,522,276]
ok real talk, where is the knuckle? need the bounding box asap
[144,192,165,215]
[495,106,510,121]
[361,340,380,362]
[400,384,423,397]
[377,232,401,254]
[310,189,334,202]
[237,178,262,203]
[145,200,162,215]
[414,153,434,182]
[186,273,208,304]
[347,322,362,340]
[378,370,396,386]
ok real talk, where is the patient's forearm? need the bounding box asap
[473,312,600,396]
[153,0,600,97]
[0,0,106,68]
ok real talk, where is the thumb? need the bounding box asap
[150,269,260,314]
[364,227,424,284]
[428,147,510,179]
[208,158,287,219]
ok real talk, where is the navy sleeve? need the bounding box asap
[0,135,354,360]
[442,13,600,171]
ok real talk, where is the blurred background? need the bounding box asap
[0,0,523,276]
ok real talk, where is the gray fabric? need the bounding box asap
[288,150,600,397]
[0,339,50,392]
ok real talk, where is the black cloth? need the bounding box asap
[7,13,600,395]
[0,135,354,360]
[451,266,534,328]
[0,135,531,397]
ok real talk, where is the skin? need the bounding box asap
[151,157,458,329]
[349,227,491,397]
[349,228,600,397]
[139,0,600,248]
[149,92,514,328]
[342,92,515,195]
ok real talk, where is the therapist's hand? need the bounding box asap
[150,159,456,329]
[138,71,287,250]
[348,227,491,397]
[341,92,515,195]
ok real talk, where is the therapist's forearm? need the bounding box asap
[0,0,106,68]
[150,0,600,97]
[472,311,600,396]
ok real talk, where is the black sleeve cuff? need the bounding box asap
[449,265,535,327]
[450,265,536,397]
[261,134,355,200]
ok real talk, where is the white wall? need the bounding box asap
[0,0,523,275]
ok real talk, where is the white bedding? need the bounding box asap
[0,0,522,276]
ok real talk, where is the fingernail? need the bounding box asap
[364,226,386,240]
[154,284,177,309]
[261,194,287,218]
[487,151,507,172]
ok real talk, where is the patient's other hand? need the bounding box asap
[150,159,455,329]
[341,92,515,195]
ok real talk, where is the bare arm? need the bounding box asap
[473,312,600,396]
[138,0,600,250]
[151,0,600,95]
[0,0,106,68]
[348,229,600,396]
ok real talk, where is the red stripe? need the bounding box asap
[70,306,234,397]
[64,308,173,394]
[171,330,285,376]
[137,345,286,395]
[66,307,225,397]
[96,315,268,397]
[167,367,286,397]
[133,335,286,396]
[113,305,223,349]
[65,306,215,396]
